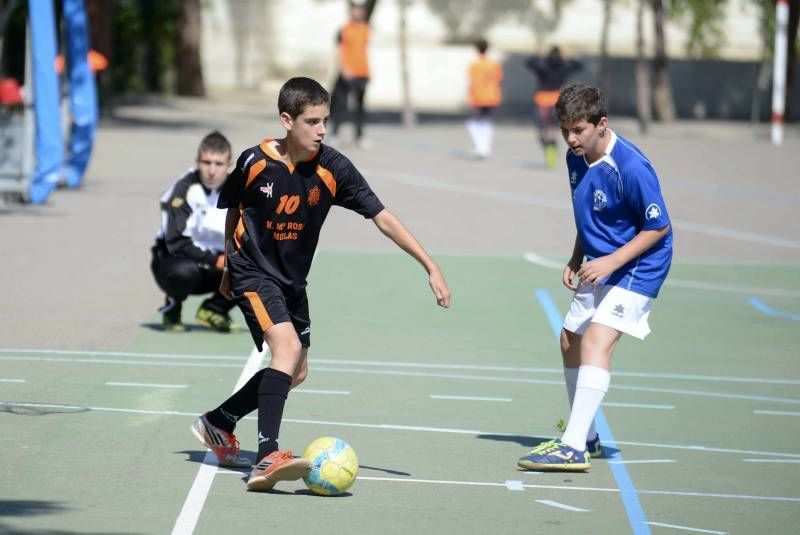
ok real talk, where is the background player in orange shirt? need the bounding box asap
[330,1,371,148]
[467,38,503,159]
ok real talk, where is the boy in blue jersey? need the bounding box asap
[518,84,672,471]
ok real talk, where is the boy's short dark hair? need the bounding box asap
[555,84,608,126]
[198,130,232,158]
[278,77,330,118]
[475,38,488,54]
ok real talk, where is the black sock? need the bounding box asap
[206,369,266,433]
[256,368,292,460]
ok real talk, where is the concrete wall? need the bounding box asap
[199,0,789,121]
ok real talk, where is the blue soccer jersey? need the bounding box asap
[567,131,673,298]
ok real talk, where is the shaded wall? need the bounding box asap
[500,54,800,122]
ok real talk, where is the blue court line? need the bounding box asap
[747,297,800,321]
[534,288,650,535]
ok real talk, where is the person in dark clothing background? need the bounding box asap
[525,46,582,168]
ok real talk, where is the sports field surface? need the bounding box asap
[2,96,798,534]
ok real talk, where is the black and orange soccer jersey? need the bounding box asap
[218,140,384,292]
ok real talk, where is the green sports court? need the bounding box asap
[1,97,799,534]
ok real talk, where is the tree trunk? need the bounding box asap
[785,0,799,120]
[176,0,205,97]
[84,0,113,111]
[598,0,612,94]
[398,0,415,127]
[651,0,675,121]
[635,0,651,132]
[364,0,379,22]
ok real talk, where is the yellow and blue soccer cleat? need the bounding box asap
[517,439,591,471]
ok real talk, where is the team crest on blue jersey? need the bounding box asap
[645,203,661,220]
[570,170,577,185]
[593,189,607,211]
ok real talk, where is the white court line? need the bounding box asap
[10,354,796,405]
[378,171,800,249]
[106,382,188,389]
[5,348,800,386]
[0,379,25,383]
[535,499,589,512]
[647,521,728,534]
[171,346,265,535]
[523,251,800,298]
[430,395,512,402]
[0,348,247,361]
[742,459,800,463]
[754,409,800,416]
[356,475,800,503]
[505,480,525,491]
[604,402,675,410]
[608,460,676,465]
[3,401,800,460]
[294,389,350,395]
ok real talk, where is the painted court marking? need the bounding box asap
[4,401,799,460]
[742,459,800,464]
[535,288,650,535]
[748,298,800,320]
[355,475,800,503]
[505,480,525,491]
[294,389,351,395]
[4,348,800,386]
[5,352,797,405]
[753,409,800,416]
[430,394,512,402]
[106,382,188,389]
[646,521,728,534]
[604,402,675,410]
[535,499,590,512]
[379,171,800,250]
[523,252,800,298]
[171,346,265,535]
[608,460,676,465]
[0,378,25,383]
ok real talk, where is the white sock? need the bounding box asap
[561,365,610,451]
[563,366,598,441]
[466,119,481,153]
[479,119,493,156]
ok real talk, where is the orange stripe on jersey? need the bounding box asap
[234,216,246,249]
[246,159,267,188]
[316,165,336,197]
[244,291,274,333]
[260,138,296,173]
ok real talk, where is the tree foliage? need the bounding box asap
[424,0,572,47]
[667,0,727,58]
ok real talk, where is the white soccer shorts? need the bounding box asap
[563,283,652,340]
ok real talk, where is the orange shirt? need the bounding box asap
[339,21,370,78]
[468,55,503,107]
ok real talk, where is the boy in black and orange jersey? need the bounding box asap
[190,77,451,491]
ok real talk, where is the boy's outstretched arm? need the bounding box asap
[372,209,451,308]
[578,225,670,286]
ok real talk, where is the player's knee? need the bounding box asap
[560,328,577,355]
[292,366,308,388]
